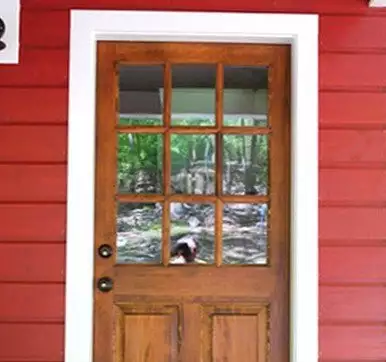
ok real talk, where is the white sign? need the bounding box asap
[0,0,20,64]
[369,0,386,6]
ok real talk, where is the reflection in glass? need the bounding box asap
[170,203,214,264]
[171,64,216,126]
[222,203,268,264]
[117,133,163,194]
[223,65,268,127]
[222,135,268,195]
[171,134,215,195]
[116,202,163,264]
[118,65,164,126]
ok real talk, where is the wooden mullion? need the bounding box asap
[117,126,270,135]
[220,195,269,204]
[215,198,223,266]
[116,126,166,134]
[116,194,165,203]
[162,62,172,265]
[169,127,219,134]
[115,194,269,204]
[215,63,224,266]
[168,194,216,203]
[162,201,171,265]
[222,127,271,135]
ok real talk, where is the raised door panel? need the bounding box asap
[115,304,180,362]
[202,304,269,362]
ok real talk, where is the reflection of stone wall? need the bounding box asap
[120,161,267,195]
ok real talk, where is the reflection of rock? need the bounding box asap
[119,159,267,196]
[119,169,161,194]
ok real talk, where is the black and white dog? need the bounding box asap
[170,235,200,264]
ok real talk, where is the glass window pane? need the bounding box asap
[222,203,268,265]
[222,135,268,195]
[171,134,215,195]
[170,203,214,264]
[117,133,163,194]
[118,65,164,126]
[116,202,163,264]
[223,66,268,127]
[170,64,216,126]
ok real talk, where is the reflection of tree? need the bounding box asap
[118,118,267,195]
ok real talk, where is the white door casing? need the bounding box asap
[66,10,319,362]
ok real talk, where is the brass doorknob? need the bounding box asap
[97,277,113,292]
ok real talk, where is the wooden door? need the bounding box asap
[93,42,290,362]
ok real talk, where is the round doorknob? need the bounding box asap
[97,277,113,292]
[98,244,113,258]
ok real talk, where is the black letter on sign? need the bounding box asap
[0,17,6,51]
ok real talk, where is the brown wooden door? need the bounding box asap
[93,42,290,362]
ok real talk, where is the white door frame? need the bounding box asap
[65,10,319,362]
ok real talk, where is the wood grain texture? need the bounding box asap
[0,323,63,361]
[0,205,65,241]
[319,92,386,127]
[0,49,68,87]
[320,15,386,51]
[320,286,386,322]
[93,42,117,362]
[0,244,65,282]
[115,267,275,299]
[320,207,386,240]
[320,247,386,283]
[320,53,386,90]
[123,312,178,361]
[0,125,67,162]
[114,42,284,65]
[0,88,68,124]
[319,169,386,203]
[21,0,386,14]
[0,284,64,322]
[320,326,386,360]
[0,165,66,202]
[96,41,289,362]
[202,304,268,362]
[320,130,386,164]
[212,316,259,361]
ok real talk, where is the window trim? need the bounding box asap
[66,10,319,362]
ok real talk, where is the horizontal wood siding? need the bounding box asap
[0,165,67,202]
[0,324,64,361]
[0,284,64,322]
[0,125,67,162]
[0,1,384,361]
[0,88,68,124]
[0,205,66,241]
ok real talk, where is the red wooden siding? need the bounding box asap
[0,284,64,322]
[0,125,67,162]
[0,88,68,124]
[0,324,64,361]
[0,205,66,241]
[319,92,386,127]
[0,0,385,361]
[0,165,67,202]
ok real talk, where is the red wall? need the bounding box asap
[1,0,386,360]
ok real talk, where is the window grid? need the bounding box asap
[115,62,271,266]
